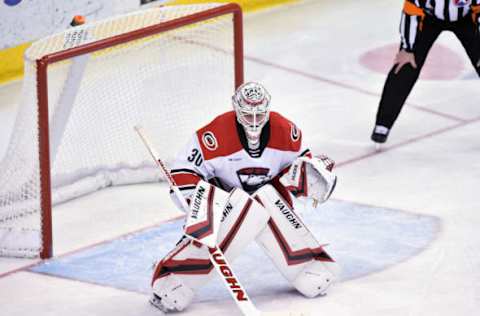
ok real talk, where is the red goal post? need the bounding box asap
[0,3,243,259]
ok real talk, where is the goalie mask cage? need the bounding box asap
[0,3,243,259]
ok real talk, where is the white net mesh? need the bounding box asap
[0,3,239,258]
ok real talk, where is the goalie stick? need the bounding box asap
[134,125,261,316]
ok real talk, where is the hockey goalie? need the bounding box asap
[150,82,340,313]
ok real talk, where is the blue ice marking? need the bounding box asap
[30,200,440,301]
[4,0,22,6]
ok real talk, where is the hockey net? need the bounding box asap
[0,3,243,258]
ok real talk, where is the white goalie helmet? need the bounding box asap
[232,82,271,146]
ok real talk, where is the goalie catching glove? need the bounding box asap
[280,155,337,203]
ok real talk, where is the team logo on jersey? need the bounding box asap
[236,167,271,193]
[202,131,218,151]
[290,123,300,142]
[454,0,471,7]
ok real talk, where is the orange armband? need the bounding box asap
[403,1,426,31]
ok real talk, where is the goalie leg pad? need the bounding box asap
[151,187,269,307]
[292,261,336,298]
[216,187,270,258]
[254,184,340,296]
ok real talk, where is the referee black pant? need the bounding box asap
[375,15,480,129]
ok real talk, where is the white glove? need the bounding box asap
[280,155,337,203]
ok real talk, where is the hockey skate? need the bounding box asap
[371,125,389,150]
[149,294,168,314]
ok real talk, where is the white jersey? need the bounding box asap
[171,111,310,197]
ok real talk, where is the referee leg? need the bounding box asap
[452,17,480,77]
[374,17,443,132]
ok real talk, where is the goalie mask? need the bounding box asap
[232,82,271,148]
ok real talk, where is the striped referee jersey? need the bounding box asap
[400,0,480,51]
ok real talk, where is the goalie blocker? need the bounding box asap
[151,156,339,312]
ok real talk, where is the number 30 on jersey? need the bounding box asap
[187,149,203,167]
